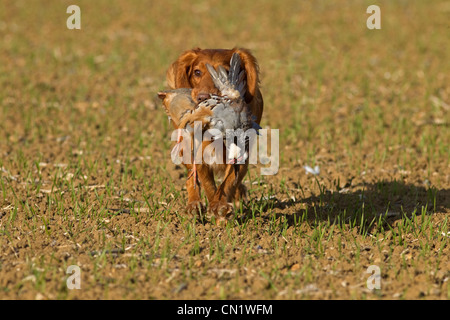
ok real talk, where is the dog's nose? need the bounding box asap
[197,93,210,103]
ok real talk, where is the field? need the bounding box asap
[0,0,449,300]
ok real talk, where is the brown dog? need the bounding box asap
[165,48,263,221]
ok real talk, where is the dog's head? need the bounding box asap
[166,48,260,105]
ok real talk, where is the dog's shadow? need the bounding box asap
[237,180,449,231]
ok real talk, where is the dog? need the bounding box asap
[165,48,263,222]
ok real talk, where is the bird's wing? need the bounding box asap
[205,53,245,99]
[205,64,228,93]
[228,53,246,98]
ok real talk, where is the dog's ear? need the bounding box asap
[232,48,260,104]
[166,49,200,89]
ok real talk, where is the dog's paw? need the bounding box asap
[209,201,234,225]
[186,201,206,220]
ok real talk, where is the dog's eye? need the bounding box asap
[194,70,202,77]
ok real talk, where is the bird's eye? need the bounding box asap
[194,70,202,77]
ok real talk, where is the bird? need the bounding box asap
[158,53,261,186]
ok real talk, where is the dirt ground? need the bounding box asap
[0,1,449,300]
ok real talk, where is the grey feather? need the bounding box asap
[228,53,246,97]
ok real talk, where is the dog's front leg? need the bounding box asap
[185,163,204,218]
